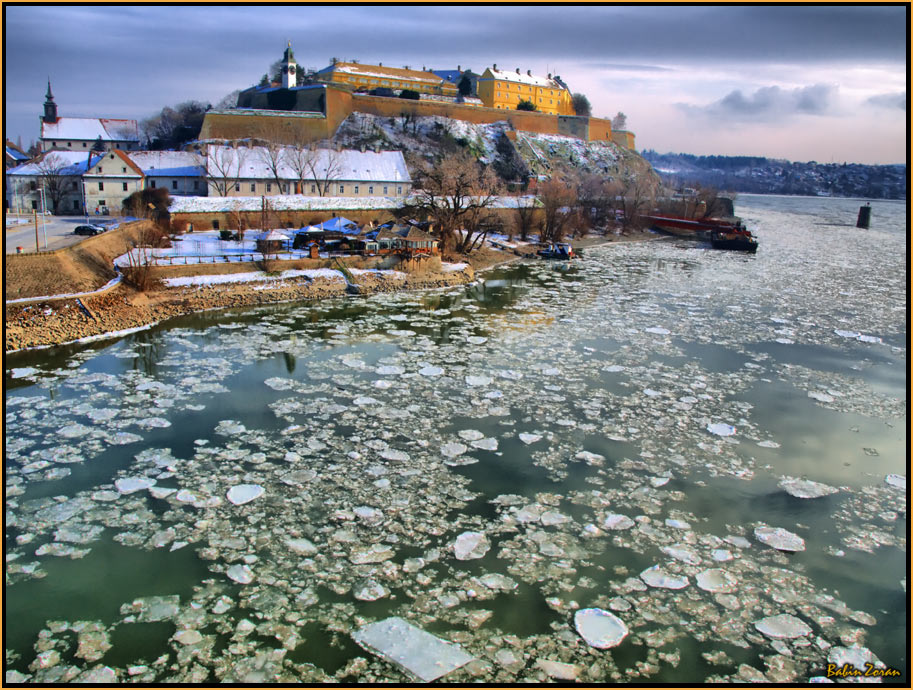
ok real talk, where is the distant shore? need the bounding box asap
[4,231,656,353]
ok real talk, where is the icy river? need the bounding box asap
[4,195,907,684]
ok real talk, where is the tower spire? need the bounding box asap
[43,78,58,123]
[281,41,297,89]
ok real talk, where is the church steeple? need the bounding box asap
[43,78,58,123]
[281,41,297,89]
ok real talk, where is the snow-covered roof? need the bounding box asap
[319,62,453,88]
[204,145,411,183]
[40,117,139,142]
[169,194,536,214]
[432,70,462,83]
[127,151,204,177]
[7,151,104,176]
[482,68,567,90]
[319,217,358,231]
[6,146,29,162]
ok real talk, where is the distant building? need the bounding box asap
[82,150,145,214]
[432,66,481,97]
[5,140,30,169]
[203,144,411,198]
[127,151,207,196]
[477,66,573,115]
[316,60,458,97]
[39,80,140,152]
[6,151,101,213]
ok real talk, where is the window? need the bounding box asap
[250,183,256,192]
[98,166,103,173]
[368,185,373,194]
[122,167,127,173]
[150,180,156,188]
[83,142,87,147]
[281,184,287,193]
[310,184,316,194]
[234,183,240,192]
[193,180,199,190]
[266,183,272,193]
[172,180,178,190]
[72,181,78,190]
[397,186,402,194]
[383,185,388,194]
[354,185,359,194]
[32,200,38,209]
[339,184,345,194]
[98,182,104,191]
[29,181,37,191]
[67,142,72,147]
[122,182,128,191]
[98,200,106,206]
[212,220,219,230]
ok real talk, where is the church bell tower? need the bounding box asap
[281,41,297,89]
[43,79,58,123]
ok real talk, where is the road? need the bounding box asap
[5,215,125,254]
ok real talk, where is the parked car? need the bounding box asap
[74,224,106,236]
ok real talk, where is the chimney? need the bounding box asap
[527,70,532,76]
[548,73,552,79]
[457,65,461,72]
[493,63,497,71]
[516,68,520,74]
[379,61,382,66]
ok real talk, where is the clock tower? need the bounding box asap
[43,79,58,124]
[281,41,297,89]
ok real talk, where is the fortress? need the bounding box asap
[201,45,635,150]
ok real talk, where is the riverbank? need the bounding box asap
[4,231,656,352]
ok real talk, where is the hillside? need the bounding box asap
[641,150,906,199]
[333,112,660,187]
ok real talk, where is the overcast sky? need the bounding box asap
[4,4,907,163]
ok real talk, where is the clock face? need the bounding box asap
[288,66,295,74]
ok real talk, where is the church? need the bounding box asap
[39,81,140,153]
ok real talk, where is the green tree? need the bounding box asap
[399,89,420,100]
[517,99,537,111]
[458,74,472,96]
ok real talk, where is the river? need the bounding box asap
[4,194,907,683]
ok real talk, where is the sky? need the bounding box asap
[4,4,908,164]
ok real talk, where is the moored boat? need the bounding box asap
[537,243,575,259]
[710,226,758,252]
[640,214,739,240]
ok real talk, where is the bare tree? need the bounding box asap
[206,145,248,196]
[35,153,76,214]
[537,177,576,243]
[575,173,617,233]
[611,111,627,131]
[617,171,657,231]
[286,143,342,196]
[398,151,503,255]
[256,142,288,192]
[512,194,541,242]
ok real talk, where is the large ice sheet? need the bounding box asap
[352,616,475,681]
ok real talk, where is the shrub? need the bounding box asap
[517,100,537,111]
[399,89,420,100]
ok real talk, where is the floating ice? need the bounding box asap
[115,477,156,494]
[458,429,485,442]
[754,526,805,552]
[350,544,394,564]
[354,579,389,601]
[467,336,488,345]
[480,573,518,591]
[376,365,405,375]
[834,329,860,339]
[109,432,143,445]
[827,645,884,672]
[379,448,410,462]
[519,433,542,445]
[645,327,671,335]
[778,477,839,499]
[807,391,834,403]
[885,474,906,490]
[575,451,605,465]
[226,564,254,584]
[440,442,468,458]
[603,514,635,530]
[419,366,444,377]
[352,616,475,682]
[453,531,490,560]
[695,568,738,593]
[665,518,691,529]
[536,659,580,681]
[226,484,264,506]
[754,614,812,639]
[465,375,493,387]
[574,608,629,649]
[470,437,498,451]
[706,423,736,436]
[353,396,380,406]
[640,565,689,589]
[857,334,882,344]
[59,424,91,439]
[757,440,781,448]
[11,367,38,378]
[661,544,701,565]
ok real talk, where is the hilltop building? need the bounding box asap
[315,60,458,97]
[39,81,140,153]
[477,66,573,115]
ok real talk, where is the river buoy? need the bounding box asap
[856,203,872,228]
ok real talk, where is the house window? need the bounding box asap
[310,184,316,193]
[250,183,256,192]
[339,184,344,193]
[67,142,72,147]
[150,180,156,188]
[172,180,178,190]
[98,200,106,207]
[29,181,37,191]
[235,183,240,192]
[354,185,359,194]
[397,186,402,194]
[31,200,38,209]
[212,220,219,230]
[193,180,199,190]
[122,182,128,191]
[266,183,272,193]
[383,185,388,194]
[122,167,127,173]
[98,182,104,191]
[281,184,287,193]
[368,185,373,194]
[72,181,78,189]
[83,142,87,147]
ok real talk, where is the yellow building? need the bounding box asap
[477,66,573,115]
[315,61,458,97]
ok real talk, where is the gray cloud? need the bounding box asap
[681,84,838,122]
[865,92,907,110]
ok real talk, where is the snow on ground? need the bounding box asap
[161,268,344,288]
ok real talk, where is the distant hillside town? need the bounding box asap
[642,151,906,200]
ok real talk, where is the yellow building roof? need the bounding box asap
[320,62,453,88]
